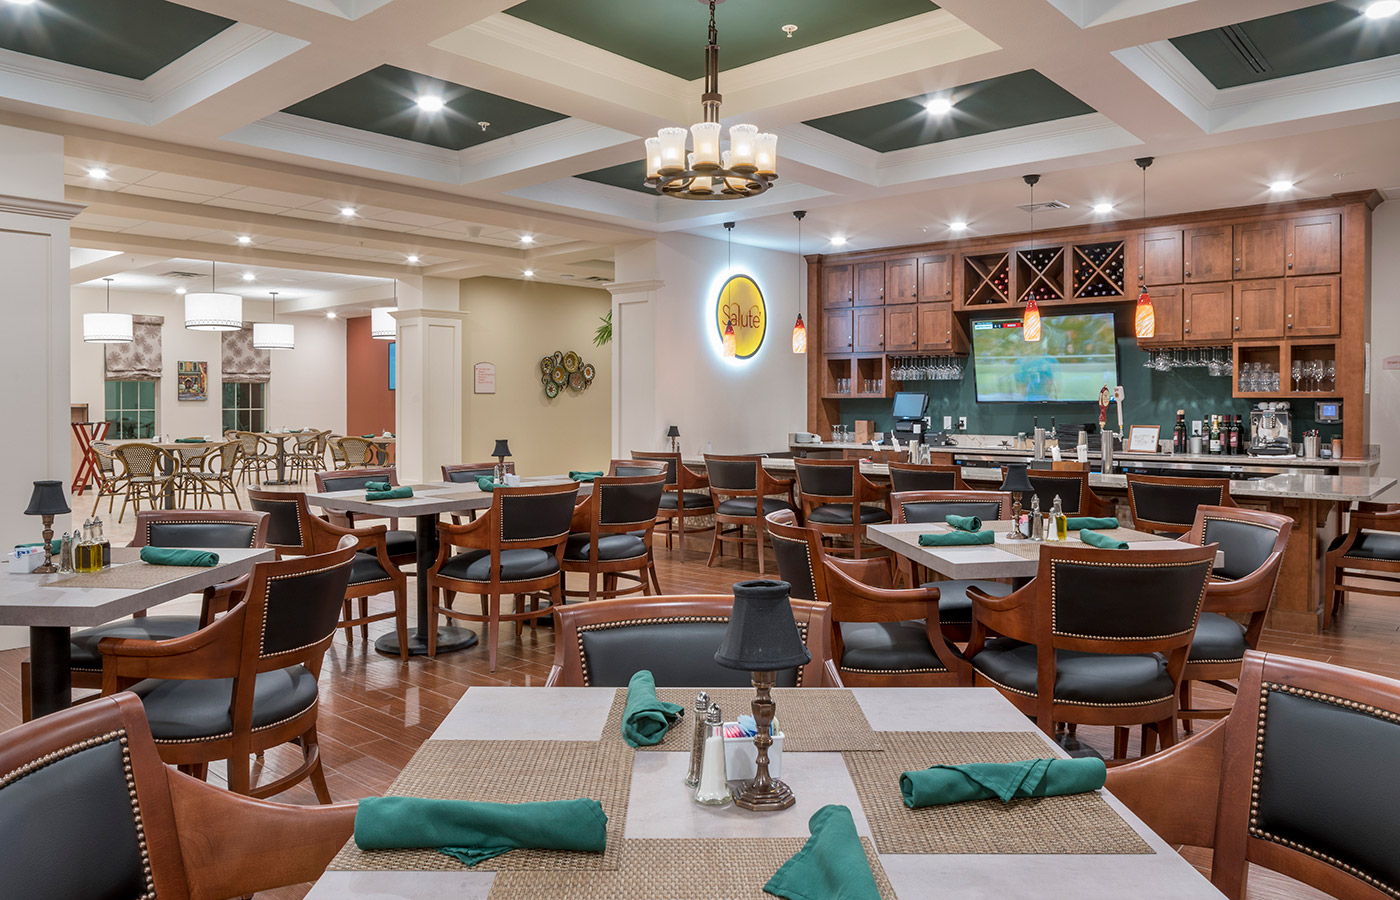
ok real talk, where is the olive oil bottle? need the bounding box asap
[74,518,104,573]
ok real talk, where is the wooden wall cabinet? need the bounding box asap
[884,305,918,352]
[1137,286,1183,346]
[853,306,885,351]
[1286,276,1341,336]
[1140,230,1183,286]
[1182,283,1232,343]
[854,262,886,306]
[822,310,853,353]
[1286,214,1341,276]
[918,254,953,302]
[1233,220,1285,279]
[823,265,853,308]
[1184,225,1233,283]
[885,258,918,305]
[917,303,963,352]
[1233,280,1285,339]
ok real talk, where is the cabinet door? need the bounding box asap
[1184,225,1233,283]
[1233,280,1285,339]
[854,262,886,306]
[1140,230,1183,286]
[1136,286,1183,346]
[1182,283,1232,343]
[918,254,953,302]
[885,258,917,305]
[1287,214,1341,276]
[822,310,853,353]
[1286,275,1341,336]
[822,265,853,308]
[853,306,885,351]
[884,305,918,352]
[1232,220,1285,279]
[917,303,953,351]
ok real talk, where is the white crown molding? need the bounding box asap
[283,0,394,20]
[607,279,664,297]
[1043,0,1198,29]
[0,193,86,219]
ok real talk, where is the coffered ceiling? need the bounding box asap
[0,0,1396,310]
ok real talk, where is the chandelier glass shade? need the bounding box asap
[84,278,132,344]
[185,262,242,331]
[371,306,397,340]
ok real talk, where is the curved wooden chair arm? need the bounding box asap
[436,513,489,547]
[99,605,247,690]
[967,581,1033,613]
[1105,717,1226,849]
[827,554,896,589]
[306,513,388,556]
[1203,550,1284,613]
[827,561,938,605]
[967,582,1037,652]
[201,574,250,623]
[679,465,710,490]
[1086,491,1116,518]
[858,472,890,497]
[1351,506,1400,531]
[570,493,593,532]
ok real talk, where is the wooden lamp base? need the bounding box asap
[33,517,57,574]
[733,670,795,811]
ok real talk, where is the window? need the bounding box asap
[222,382,266,434]
[104,380,156,439]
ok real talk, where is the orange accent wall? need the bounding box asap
[346,315,395,436]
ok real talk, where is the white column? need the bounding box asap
[606,280,662,458]
[392,306,469,484]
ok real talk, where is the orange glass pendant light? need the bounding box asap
[1022,297,1042,342]
[792,313,807,354]
[723,318,737,358]
[1135,290,1155,339]
[792,210,807,354]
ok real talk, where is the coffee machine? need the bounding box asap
[1248,402,1293,456]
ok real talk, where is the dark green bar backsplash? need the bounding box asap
[836,337,1336,443]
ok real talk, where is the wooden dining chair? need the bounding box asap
[887,461,968,493]
[1324,502,1400,630]
[313,467,415,566]
[426,481,579,670]
[966,542,1216,757]
[792,458,891,559]
[443,461,516,523]
[1126,472,1238,536]
[704,453,796,574]
[631,450,714,554]
[1108,651,1400,900]
[562,472,666,601]
[545,594,838,688]
[0,693,356,900]
[99,538,359,799]
[1006,467,1114,518]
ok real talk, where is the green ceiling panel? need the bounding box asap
[505,0,938,80]
[576,160,653,195]
[1171,1,1400,89]
[283,65,567,152]
[0,0,233,80]
[803,70,1094,154]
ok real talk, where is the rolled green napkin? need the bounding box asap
[569,470,604,482]
[354,796,607,867]
[764,805,880,900]
[1079,529,1128,550]
[140,547,219,567]
[175,437,205,443]
[366,486,413,501]
[1066,516,1119,530]
[361,434,375,438]
[364,480,393,492]
[620,670,684,748]
[945,514,982,532]
[918,530,994,547]
[900,757,1106,808]
[475,476,506,492]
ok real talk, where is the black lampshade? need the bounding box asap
[1000,463,1034,495]
[666,425,681,438]
[715,580,812,671]
[24,480,70,516]
[491,439,512,458]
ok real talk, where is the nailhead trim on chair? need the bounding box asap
[259,561,353,659]
[1049,558,1206,641]
[575,616,808,688]
[142,519,259,548]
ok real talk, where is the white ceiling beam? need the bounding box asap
[69,253,170,285]
[71,228,416,279]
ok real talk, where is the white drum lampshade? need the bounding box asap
[252,321,295,350]
[185,291,243,331]
[84,278,133,344]
[371,306,397,340]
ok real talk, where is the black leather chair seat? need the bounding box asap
[972,638,1174,705]
[1332,531,1400,561]
[130,664,318,741]
[1189,612,1248,663]
[839,621,946,672]
[385,530,416,557]
[439,548,559,582]
[717,497,794,517]
[807,504,890,525]
[69,616,201,671]
[919,580,1014,624]
[349,551,393,585]
[564,533,647,561]
[659,492,713,511]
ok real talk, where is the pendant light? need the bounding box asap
[1021,174,1042,343]
[721,221,737,358]
[723,318,737,358]
[1134,157,1156,339]
[253,291,294,350]
[371,279,397,341]
[792,210,807,354]
[185,261,243,331]
[83,277,133,344]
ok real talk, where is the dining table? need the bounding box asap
[306,684,1226,900]
[0,545,273,718]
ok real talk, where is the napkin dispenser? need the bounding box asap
[723,726,783,780]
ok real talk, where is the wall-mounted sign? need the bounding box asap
[715,274,766,359]
[474,361,496,394]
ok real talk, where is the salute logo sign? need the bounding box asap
[715,274,766,360]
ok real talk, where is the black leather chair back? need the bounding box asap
[320,471,388,492]
[794,461,854,498]
[0,731,150,900]
[249,493,306,551]
[1132,481,1229,530]
[1027,474,1085,514]
[890,468,958,493]
[1049,555,1211,641]
[579,621,800,687]
[632,453,679,485]
[610,463,660,478]
[500,489,578,543]
[1202,515,1281,580]
[899,499,1004,524]
[707,458,757,491]
[258,553,356,657]
[146,520,260,549]
[444,465,498,483]
[597,478,665,526]
[771,529,819,602]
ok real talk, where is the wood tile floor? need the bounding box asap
[2,491,1387,899]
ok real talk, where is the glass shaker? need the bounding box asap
[693,704,732,807]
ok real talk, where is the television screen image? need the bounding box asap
[970,312,1118,403]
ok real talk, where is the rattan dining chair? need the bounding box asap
[333,436,375,469]
[88,440,124,516]
[180,440,243,510]
[111,442,173,522]
[290,430,329,482]
[234,431,276,485]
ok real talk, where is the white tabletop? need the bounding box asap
[0,546,272,627]
[306,686,1222,900]
[307,477,588,518]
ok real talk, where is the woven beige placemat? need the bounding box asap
[487,837,896,900]
[844,731,1152,855]
[602,688,882,752]
[43,562,211,590]
[329,740,633,872]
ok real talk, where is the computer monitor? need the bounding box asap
[892,391,928,421]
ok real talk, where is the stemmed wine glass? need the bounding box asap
[1291,360,1303,393]
[1326,360,1336,393]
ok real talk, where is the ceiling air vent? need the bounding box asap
[1015,200,1069,213]
[1218,25,1270,75]
[159,270,203,279]
[584,276,610,283]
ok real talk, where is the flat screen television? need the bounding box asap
[970,311,1118,403]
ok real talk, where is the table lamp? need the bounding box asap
[666,425,681,453]
[24,480,70,574]
[714,580,811,811]
[491,439,512,482]
[1000,463,1035,541]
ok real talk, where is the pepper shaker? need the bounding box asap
[684,690,710,788]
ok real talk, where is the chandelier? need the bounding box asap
[644,0,777,200]
[253,291,295,350]
[83,277,132,344]
[185,261,243,332]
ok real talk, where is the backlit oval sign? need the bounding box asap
[715,274,766,360]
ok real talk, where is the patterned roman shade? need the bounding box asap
[104,315,163,380]
[222,324,271,383]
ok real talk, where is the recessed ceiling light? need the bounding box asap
[4,1,39,7]
[830,235,848,246]
[523,269,535,278]
[924,97,954,115]
[1365,1,1400,19]
[948,221,968,232]
[406,254,420,264]
[236,235,252,245]
[326,311,337,319]
[86,167,109,179]
[416,95,445,113]
[1092,202,1114,214]
[339,206,357,217]
[242,272,256,282]
[1269,180,1294,192]
[175,287,187,295]
[520,234,535,245]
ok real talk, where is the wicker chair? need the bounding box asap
[111,443,173,522]
[290,430,329,482]
[88,440,124,516]
[181,441,243,509]
[234,431,276,485]
[333,436,375,469]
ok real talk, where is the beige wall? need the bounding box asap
[459,277,612,476]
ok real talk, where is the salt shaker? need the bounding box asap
[693,704,732,807]
[1030,494,1043,541]
[58,532,74,574]
[684,690,711,788]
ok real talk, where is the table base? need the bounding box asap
[374,625,478,657]
[29,625,72,719]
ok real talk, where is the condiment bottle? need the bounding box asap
[58,532,74,574]
[93,516,111,569]
[694,703,732,807]
[1030,494,1042,541]
[684,691,710,789]
[1052,495,1068,542]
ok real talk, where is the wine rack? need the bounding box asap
[1071,240,1126,299]
[1015,246,1065,304]
[963,252,1011,305]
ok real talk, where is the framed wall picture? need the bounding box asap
[177,360,207,401]
[1128,424,1161,453]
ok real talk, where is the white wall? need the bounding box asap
[1371,200,1399,500]
[70,288,347,437]
[613,233,807,456]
